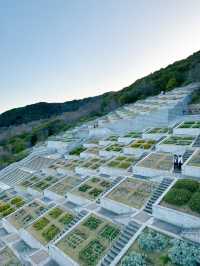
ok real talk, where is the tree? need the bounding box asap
[166,77,177,90]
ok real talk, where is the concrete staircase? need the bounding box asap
[183,149,194,163]
[144,178,173,214]
[100,221,140,266]
[193,134,200,148]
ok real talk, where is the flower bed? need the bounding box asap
[28,206,75,245]
[124,131,142,138]
[105,178,155,210]
[178,121,200,129]
[7,200,50,229]
[56,214,120,266]
[118,227,199,266]
[71,177,111,201]
[124,139,156,156]
[0,190,27,218]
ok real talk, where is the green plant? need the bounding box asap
[121,251,147,266]
[164,188,191,206]
[168,239,200,266]
[100,225,120,241]
[79,239,105,266]
[49,208,63,219]
[138,230,168,252]
[174,179,199,193]
[59,213,74,225]
[33,217,49,230]
[42,224,60,241]
[79,184,92,192]
[83,216,102,230]
[189,192,200,213]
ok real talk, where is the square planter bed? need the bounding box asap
[116,227,192,266]
[133,152,174,178]
[5,199,50,231]
[143,127,172,141]
[0,246,22,265]
[124,139,156,156]
[27,206,75,245]
[118,131,142,145]
[153,179,200,228]
[75,158,107,175]
[68,177,112,205]
[0,189,28,219]
[99,135,119,146]
[173,121,200,136]
[100,155,138,177]
[54,213,120,266]
[101,178,155,214]
[156,135,195,154]
[80,147,101,159]
[45,175,85,201]
[100,143,125,158]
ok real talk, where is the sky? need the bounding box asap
[0,0,200,114]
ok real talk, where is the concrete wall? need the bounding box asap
[49,245,78,266]
[44,189,64,202]
[75,166,97,176]
[99,166,130,177]
[132,165,173,178]
[66,192,91,206]
[20,229,44,249]
[182,164,200,179]
[153,204,200,228]
[173,126,200,136]
[101,197,135,214]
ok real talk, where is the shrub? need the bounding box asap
[138,230,168,252]
[174,179,199,192]
[189,192,200,213]
[121,251,147,266]
[169,239,200,266]
[79,184,92,192]
[33,217,49,230]
[83,216,102,230]
[49,207,63,219]
[164,188,191,206]
[42,224,60,241]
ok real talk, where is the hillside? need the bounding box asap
[1,50,200,128]
[0,50,200,169]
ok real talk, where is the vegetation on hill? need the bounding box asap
[0,50,200,169]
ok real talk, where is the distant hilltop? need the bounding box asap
[0,50,200,128]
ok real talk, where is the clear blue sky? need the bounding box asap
[0,0,200,113]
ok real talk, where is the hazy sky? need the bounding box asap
[0,0,200,113]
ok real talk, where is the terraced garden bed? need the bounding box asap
[0,246,22,265]
[146,127,171,134]
[56,214,120,266]
[28,206,75,245]
[161,135,195,146]
[48,175,84,196]
[50,158,81,173]
[107,178,155,209]
[31,176,59,192]
[72,177,112,200]
[124,131,142,138]
[118,227,182,266]
[7,200,50,229]
[106,156,137,170]
[105,143,123,152]
[128,139,156,150]
[78,158,107,171]
[0,190,27,218]
[161,179,200,217]
[178,121,200,128]
[137,152,173,171]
